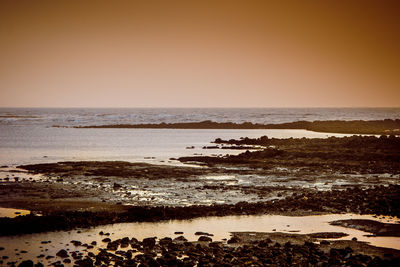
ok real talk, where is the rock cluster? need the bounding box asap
[12,235,400,267]
[1,185,399,236]
[181,135,400,174]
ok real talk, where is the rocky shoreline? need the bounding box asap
[0,134,399,236]
[1,133,400,266]
[72,119,400,135]
[1,184,399,236]
[7,230,400,267]
[179,135,400,174]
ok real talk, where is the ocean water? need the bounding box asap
[1,107,399,127]
[0,108,399,166]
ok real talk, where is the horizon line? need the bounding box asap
[1,106,400,109]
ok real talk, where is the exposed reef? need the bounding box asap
[1,184,399,236]
[330,219,400,237]
[179,135,400,174]
[72,119,400,135]
[19,161,209,180]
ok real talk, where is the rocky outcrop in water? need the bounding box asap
[180,135,400,174]
[73,119,400,135]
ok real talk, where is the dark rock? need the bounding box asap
[71,240,82,246]
[159,237,173,246]
[209,242,222,248]
[173,236,188,242]
[320,240,330,245]
[198,236,212,242]
[142,237,156,249]
[18,260,34,267]
[227,236,241,244]
[75,257,94,267]
[257,240,269,247]
[195,231,213,236]
[107,241,119,251]
[56,249,69,258]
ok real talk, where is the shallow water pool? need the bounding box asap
[0,213,399,265]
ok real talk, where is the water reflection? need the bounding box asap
[0,213,399,265]
[0,207,31,218]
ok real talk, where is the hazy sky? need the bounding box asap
[1,0,399,107]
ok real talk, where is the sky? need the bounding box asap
[0,0,399,108]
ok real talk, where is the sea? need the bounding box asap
[0,107,399,166]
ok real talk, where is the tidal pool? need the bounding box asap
[0,207,31,218]
[0,213,399,266]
